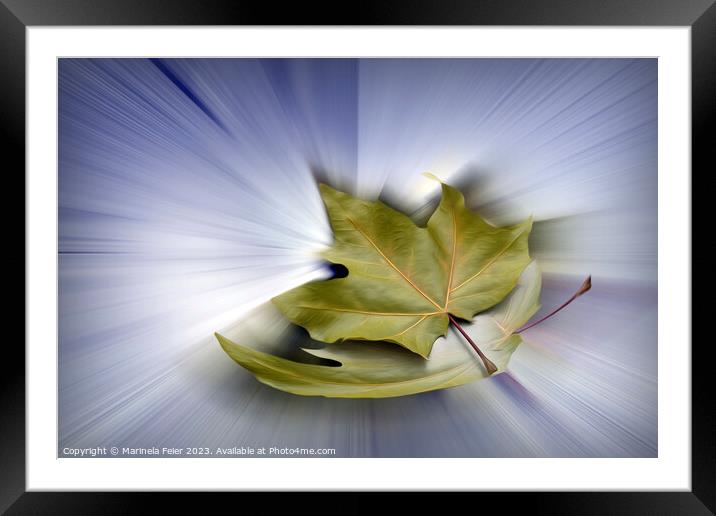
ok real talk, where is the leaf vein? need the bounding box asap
[443,199,458,310]
[450,225,529,294]
[345,216,443,311]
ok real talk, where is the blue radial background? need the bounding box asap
[59,58,657,457]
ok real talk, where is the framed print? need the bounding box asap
[6,0,712,512]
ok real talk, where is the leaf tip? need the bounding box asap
[422,172,445,184]
[214,332,230,349]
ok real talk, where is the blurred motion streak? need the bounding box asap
[59,58,657,457]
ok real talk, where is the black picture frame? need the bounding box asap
[4,0,711,512]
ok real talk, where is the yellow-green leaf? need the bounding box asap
[272,181,532,357]
[216,261,541,398]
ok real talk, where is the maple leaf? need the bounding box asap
[215,261,541,398]
[272,180,533,360]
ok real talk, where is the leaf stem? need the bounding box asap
[515,275,592,334]
[448,314,498,375]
